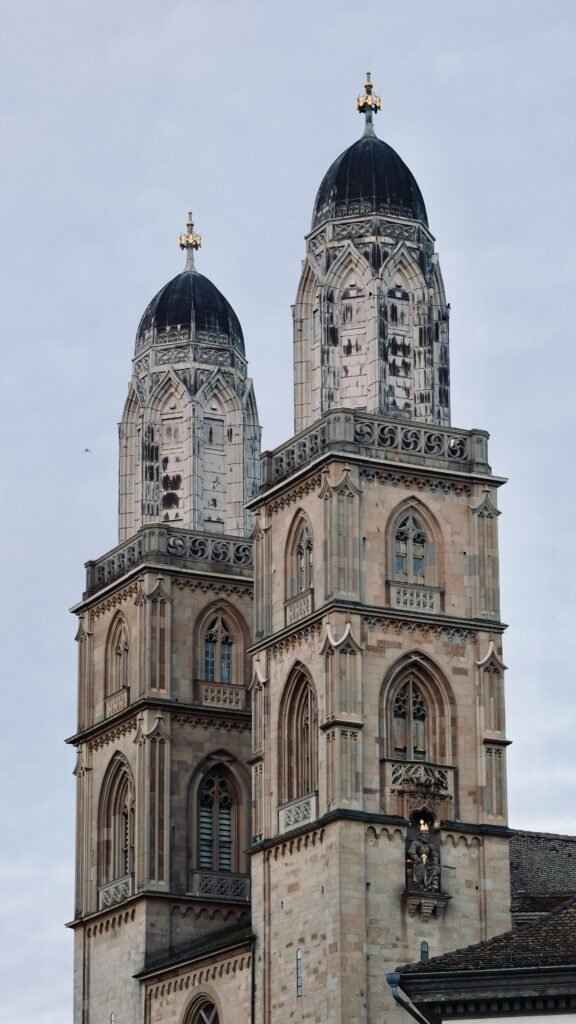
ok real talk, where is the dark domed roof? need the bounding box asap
[312,133,428,229]
[136,269,244,353]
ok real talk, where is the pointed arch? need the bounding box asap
[380,653,456,766]
[324,242,373,293]
[118,384,143,542]
[386,497,444,593]
[105,612,130,697]
[380,241,427,296]
[146,367,189,412]
[97,752,135,886]
[195,368,242,418]
[279,665,319,804]
[183,993,222,1024]
[188,752,250,876]
[195,601,249,686]
[285,510,314,599]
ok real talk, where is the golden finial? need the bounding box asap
[179,211,202,269]
[356,72,381,136]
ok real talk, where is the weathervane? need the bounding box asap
[179,211,202,270]
[356,72,381,136]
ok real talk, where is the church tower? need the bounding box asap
[249,78,511,1023]
[69,220,260,1022]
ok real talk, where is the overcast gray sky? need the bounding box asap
[1,1,575,1020]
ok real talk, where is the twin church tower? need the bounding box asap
[70,78,511,1023]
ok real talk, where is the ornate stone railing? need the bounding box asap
[261,410,490,488]
[98,874,134,910]
[190,871,250,901]
[382,759,456,819]
[285,588,314,626]
[390,585,443,613]
[85,525,253,596]
[278,792,318,835]
[196,681,246,710]
[104,687,129,719]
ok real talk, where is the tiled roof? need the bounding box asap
[398,898,576,974]
[511,829,576,894]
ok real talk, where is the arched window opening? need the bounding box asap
[393,677,427,761]
[188,1002,219,1024]
[99,758,135,886]
[204,616,233,683]
[282,673,318,803]
[394,514,426,584]
[420,941,430,962]
[198,768,235,872]
[295,524,313,594]
[106,617,130,697]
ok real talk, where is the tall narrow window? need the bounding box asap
[282,672,318,803]
[198,768,235,872]
[296,948,303,997]
[99,756,135,885]
[291,520,313,596]
[393,678,427,761]
[394,514,427,584]
[106,617,130,696]
[203,616,233,683]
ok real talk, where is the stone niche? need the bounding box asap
[402,809,451,919]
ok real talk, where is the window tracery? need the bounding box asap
[197,767,235,872]
[187,1002,219,1024]
[393,677,428,760]
[204,615,233,683]
[394,513,426,584]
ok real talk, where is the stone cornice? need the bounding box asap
[249,809,511,856]
[249,600,506,656]
[66,695,251,747]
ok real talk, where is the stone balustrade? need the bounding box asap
[285,588,314,626]
[262,409,491,488]
[197,682,246,710]
[98,874,134,910]
[85,525,253,596]
[278,792,318,835]
[104,687,129,719]
[190,871,250,901]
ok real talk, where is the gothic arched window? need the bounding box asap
[198,768,235,872]
[393,677,428,761]
[98,756,135,885]
[295,523,313,595]
[204,616,233,683]
[394,513,427,584]
[281,671,318,803]
[187,1002,219,1024]
[105,616,130,697]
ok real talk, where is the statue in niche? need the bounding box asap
[405,811,442,894]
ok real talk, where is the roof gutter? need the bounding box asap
[386,973,434,1024]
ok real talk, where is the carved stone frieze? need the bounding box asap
[155,346,189,364]
[87,717,138,751]
[268,474,323,515]
[270,620,323,658]
[172,713,251,732]
[91,582,141,617]
[172,578,253,598]
[360,467,471,498]
[362,616,475,643]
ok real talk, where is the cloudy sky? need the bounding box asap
[1,0,575,1020]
